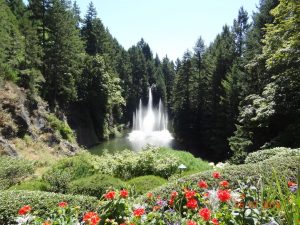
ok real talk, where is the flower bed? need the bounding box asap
[14,170,299,225]
[0,190,98,224]
[149,156,299,200]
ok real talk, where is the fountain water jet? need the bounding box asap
[128,87,173,150]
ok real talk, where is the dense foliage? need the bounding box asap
[3,147,209,196]
[0,0,299,161]
[42,153,96,193]
[94,147,211,180]
[126,175,167,195]
[0,156,34,190]
[68,174,125,197]
[244,147,300,164]
[46,113,76,142]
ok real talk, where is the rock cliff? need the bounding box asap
[0,82,82,160]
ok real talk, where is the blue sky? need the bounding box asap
[76,0,260,61]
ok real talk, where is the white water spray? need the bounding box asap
[128,87,173,150]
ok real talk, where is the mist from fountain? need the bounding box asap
[128,87,173,150]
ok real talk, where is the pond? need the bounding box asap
[89,134,180,155]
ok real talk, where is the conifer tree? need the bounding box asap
[0,0,24,81]
[43,0,84,109]
[81,2,108,56]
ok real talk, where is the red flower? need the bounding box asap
[211,218,219,225]
[217,189,231,202]
[187,220,197,225]
[198,180,208,189]
[42,222,51,225]
[185,190,196,199]
[83,212,100,225]
[288,181,297,187]
[58,202,68,208]
[171,191,178,198]
[104,191,116,200]
[186,198,198,209]
[120,189,129,198]
[18,205,32,215]
[169,198,174,206]
[147,192,153,199]
[212,172,221,179]
[133,208,145,217]
[203,192,209,197]
[219,180,229,188]
[199,207,211,221]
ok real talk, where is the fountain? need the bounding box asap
[128,87,173,150]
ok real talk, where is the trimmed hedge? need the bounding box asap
[159,147,212,172]
[0,156,34,190]
[127,175,167,195]
[8,180,49,191]
[0,190,98,224]
[42,153,96,193]
[245,147,300,164]
[149,155,299,199]
[68,174,125,197]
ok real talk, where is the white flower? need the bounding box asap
[207,189,220,211]
[230,191,242,202]
[16,215,34,225]
[215,162,229,168]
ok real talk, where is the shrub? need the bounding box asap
[159,147,212,172]
[68,174,125,197]
[42,153,96,193]
[9,179,49,191]
[0,190,98,224]
[149,155,299,199]
[46,113,75,142]
[0,156,34,190]
[245,147,300,164]
[95,146,179,179]
[127,175,167,195]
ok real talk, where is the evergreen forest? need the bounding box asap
[0,0,300,224]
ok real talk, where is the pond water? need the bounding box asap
[89,135,180,155]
